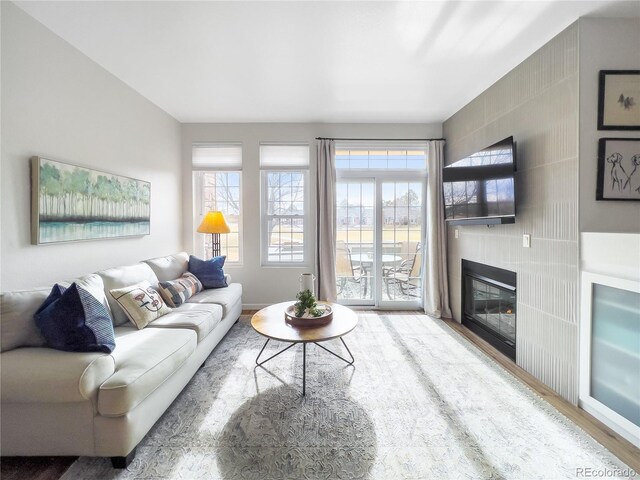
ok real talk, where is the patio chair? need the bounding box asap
[399,241,420,263]
[384,243,422,298]
[336,240,368,297]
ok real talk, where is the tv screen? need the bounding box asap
[443,137,516,225]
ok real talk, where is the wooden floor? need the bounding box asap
[2,311,638,478]
[0,456,76,480]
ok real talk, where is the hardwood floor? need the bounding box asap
[0,456,76,480]
[2,310,637,478]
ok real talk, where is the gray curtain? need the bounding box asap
[424,140,452,318]
[316,139,337,301]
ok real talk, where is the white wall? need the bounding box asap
[181,123,441,307]
[1,2,183,290]
[578,17,640,234]
[581,232,640,281]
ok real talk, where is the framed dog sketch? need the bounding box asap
[596,138,640,201]
[31,157,151,244]
[598,70,640,130]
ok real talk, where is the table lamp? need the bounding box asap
[197,211,231,258]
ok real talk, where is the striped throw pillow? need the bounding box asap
[34,283,116,353]
[157,272,203,308]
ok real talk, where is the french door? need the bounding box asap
[336,176,425,309]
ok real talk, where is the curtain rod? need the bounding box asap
[315,137,444,141]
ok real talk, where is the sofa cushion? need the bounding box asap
[35,283,116,353]
[187,283,242,317]
[1,288,49,352]
[97,263,159,326]
[98,327,196,417]
[157,272,203,308]
[188,255,228,289]
[147,303,222,342]
[143,252,189,282]
[1,347,115,404]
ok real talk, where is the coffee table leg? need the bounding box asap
[313,337,355,366]
[255,339,296,366]
[302,342,306,396]
[255,339,270,365]
[256,338,353,396]
[340,337,355,364]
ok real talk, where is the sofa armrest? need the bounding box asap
[225,273,232,284]
[1,348,115,404]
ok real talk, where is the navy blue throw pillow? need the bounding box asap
[188,255,228,289]
[34,283,116,353]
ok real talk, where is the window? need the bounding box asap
[260,144,310,264]
[335,141,427,306]
[192,143,242,262]
[335,142,427,170]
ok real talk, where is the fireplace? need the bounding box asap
[462,260,517,360]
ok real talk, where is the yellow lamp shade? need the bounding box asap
[197,211,231,234]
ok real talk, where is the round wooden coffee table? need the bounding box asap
[251,302,358,396]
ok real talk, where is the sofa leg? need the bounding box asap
[111,448,136,469]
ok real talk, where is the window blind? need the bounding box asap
[260,144,310,168]
[192,143,242,169]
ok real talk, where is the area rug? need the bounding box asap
[61,313,634,479]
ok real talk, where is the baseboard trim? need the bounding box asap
[242,304,270,311]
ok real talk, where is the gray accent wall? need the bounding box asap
[443,24,580,403]
[578,18,640,234]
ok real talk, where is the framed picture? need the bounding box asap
[31,157,151,244]
[596,138,640,201]
[597,70,640,130]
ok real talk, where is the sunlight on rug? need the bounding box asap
[60,314,633,479]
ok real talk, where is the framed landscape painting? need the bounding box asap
[597,70,640,130]
[596,138,640,201]
[31,157,151,244]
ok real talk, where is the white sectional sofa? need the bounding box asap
[0,252,242,467]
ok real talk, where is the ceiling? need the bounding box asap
[15,1,640,124]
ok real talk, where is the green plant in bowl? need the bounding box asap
[294,289,323,318]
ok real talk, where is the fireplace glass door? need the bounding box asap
[465,277,516,346]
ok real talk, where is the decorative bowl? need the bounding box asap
[285,304,333,327]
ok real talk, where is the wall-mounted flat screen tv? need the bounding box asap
[443,136,516,225]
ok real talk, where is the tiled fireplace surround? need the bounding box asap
[444,24,579,403]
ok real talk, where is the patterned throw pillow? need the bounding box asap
[109,281,172,330]
[157,272,203,308]
[188,255,227,289]
[34,283,116,353]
